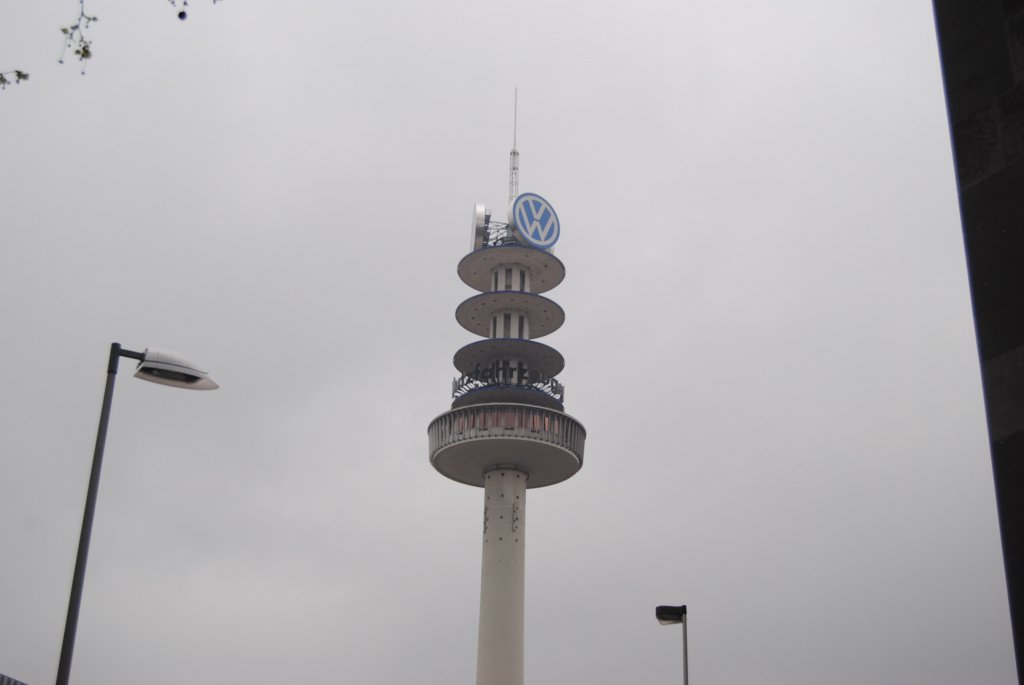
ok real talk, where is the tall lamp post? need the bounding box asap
[55,343,218,685]
[656,604,688,685]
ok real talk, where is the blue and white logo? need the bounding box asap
[512,193,560,249]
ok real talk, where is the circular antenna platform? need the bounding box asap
[456,292,564,339]
[453,338,565,377]
[458,245,565,293]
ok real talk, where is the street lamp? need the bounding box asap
[655,604,688,685]
[55,343,218,685]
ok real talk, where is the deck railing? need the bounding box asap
[452,373,564,403]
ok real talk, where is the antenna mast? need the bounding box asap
[508,88,519,208]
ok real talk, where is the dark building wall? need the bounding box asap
[933,0,1024,680]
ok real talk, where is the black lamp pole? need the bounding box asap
[55,343,144,685]
[682,608,688,685]
[655,604,689,685]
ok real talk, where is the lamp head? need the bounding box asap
[134,348,218,390]
[655,605,687,625]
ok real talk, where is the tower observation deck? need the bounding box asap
[428,192,586,685]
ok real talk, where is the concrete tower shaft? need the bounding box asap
[477,468,527,685]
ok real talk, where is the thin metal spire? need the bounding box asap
[509,88,519,208]
[513,87,518,149]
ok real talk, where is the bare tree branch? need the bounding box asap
[58,0,99,74]
[0,70,30,89]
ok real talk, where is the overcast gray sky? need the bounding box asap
[0,1,1016,683]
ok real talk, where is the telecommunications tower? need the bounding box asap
[427,115,586,685]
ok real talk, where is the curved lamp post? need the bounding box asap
[656,604,688,685]
[55,343,217,685]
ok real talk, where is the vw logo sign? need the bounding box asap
[512,193,560,249]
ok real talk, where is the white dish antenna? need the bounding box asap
[471,203,491,251]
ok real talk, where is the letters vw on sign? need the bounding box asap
[512,193,560,249]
